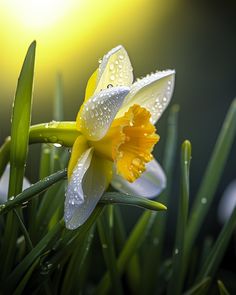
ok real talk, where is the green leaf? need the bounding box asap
[100,192,167,211]
[9,40,36,197]
[185,99,236,260]
[0,41,36,279]
[183,277,211,295]
[168,140,191,295]
[197,206,236,281]
[217,280,230,295]
[96,211,152,294]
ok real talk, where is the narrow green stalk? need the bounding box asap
[185,99,236,260]
[217,280,230,295]
[0,136,11,178]
[13,209,33,251]
[183,277,211,295]
[97,209,124,295]
[1,41,36,279]
[168,140,191,295]
[100,192,167,211]
[29,121,78,147]
[197,207,236,281]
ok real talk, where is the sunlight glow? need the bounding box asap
[6,0,73,29]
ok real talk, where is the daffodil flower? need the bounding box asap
[64,45,175,229]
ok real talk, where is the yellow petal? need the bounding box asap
[67,135,89,179]
[76,69,98,130]
[95,45,133,92]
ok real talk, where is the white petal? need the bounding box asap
[79,86,130,141]
[218,180,236,225]
[64,149,108,230]
[117,70,175,124]
[95,45,133,92]
[111,159,166,199]
[0,164,30,203]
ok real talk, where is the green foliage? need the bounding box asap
[0,42,236,294]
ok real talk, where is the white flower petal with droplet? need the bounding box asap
[0,164,31,203]
[218,180,236,225]
[116,70,175,124]
[79,86,130,141]
[111,159,166,198]
[95,45,133,93]
[64,149,110,230]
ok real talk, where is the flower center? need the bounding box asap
[91,104,159,182]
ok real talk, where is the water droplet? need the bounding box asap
[109,63,114,70]
[107,84,113,88]
[53,143,62,148]
[201,198,207,204]
[110,75,115,81]
[119,54,124,60]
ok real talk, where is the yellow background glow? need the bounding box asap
[0,0,174,132]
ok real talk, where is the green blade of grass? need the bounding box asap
[217,280,230,295]
[185,99,236,260]
[183,277,211,295]
[12,257,40,295]
[100,192,167,211]
[141,104,179,293]
[97,209,124,295]
[61,227,95,294]
[0,137,11,179]
[197,207,236,281]
[96,211,152,294]
[168,140,191,295]
[0,169,67,215]
[8,40,36,197]
[2,219,64,294]
[0,41,36,279]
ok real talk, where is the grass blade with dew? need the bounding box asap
[0,169,67,215]
[0,41,36,279]
[185,99,236,263]
[97,208,124,295]
[197,206,236,282]
[100,192,167,211]
[141,104,179,294]
[168,140,191,295]
[96,211,153,294]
